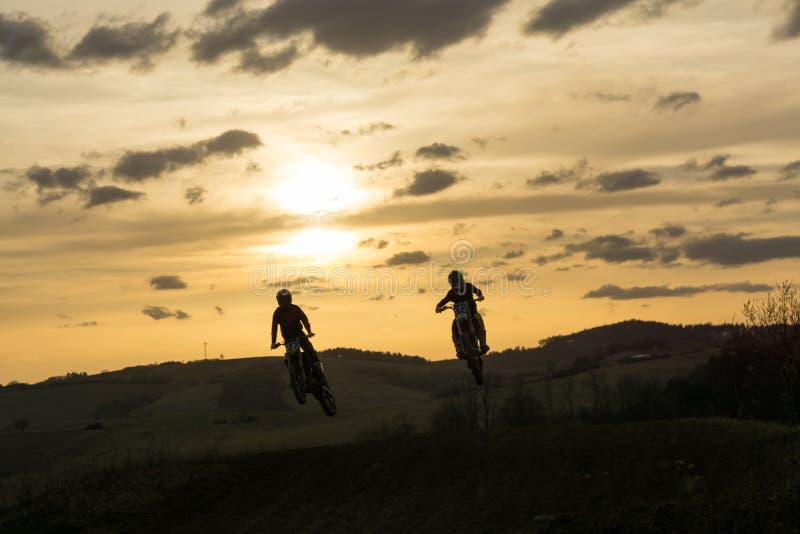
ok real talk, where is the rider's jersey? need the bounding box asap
[271,304,311,341]
[437,283,483,315]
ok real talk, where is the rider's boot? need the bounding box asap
[479,333,490,355]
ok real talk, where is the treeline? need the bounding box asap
[538,319,732,348]
[319,347,428,365]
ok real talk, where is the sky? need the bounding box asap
[1,0,800,383]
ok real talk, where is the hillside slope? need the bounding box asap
[1,419,797,533]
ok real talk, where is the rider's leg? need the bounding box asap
[451,320,464,358]
[300,336,326,383]
[473,312,489,354]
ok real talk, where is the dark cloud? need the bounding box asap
[84,186,145,208]
[535,251,574,265]
[710,165,757,181]
[237,43,300,74]
[359,237,389,249]
[714,197,742,208]
[583,281,771,300]
[503,249,524,259]
[780,160,800,180]
[142,305,175,320]
[582,169,661,193]
[654,91,701,111]
[772,0,800,40]
[25,165,92,204]
[567,235,658,263]
[184,186,206,205]
[174,310,191,320]
[649,224,686,239]
[69,13,179,71]
[191,0,510,72]
[546,229,564,241]
[113,129,261,182]
[214,305,224,315]
[524,0,637,37]
[394,169,460,197]
[526,158,588,187]
[453,222,469,235]
[354,151,403,171]
[683,233,800,266]
[415,143,465,160]
[339,121,395,137]
[584,90,632,102]
[205,0,243,16]
[682,154,729,171]
[150,275,187,290]
[386,250,431,266]
[0,13,62,68]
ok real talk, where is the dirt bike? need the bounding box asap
[440,303,485,386]
[277,337,336,416]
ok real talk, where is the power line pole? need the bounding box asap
[204,342,207,359]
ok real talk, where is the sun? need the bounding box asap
[273,161,368,215]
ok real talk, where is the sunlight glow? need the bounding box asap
[275,228,357,259]
[274,162,368,215]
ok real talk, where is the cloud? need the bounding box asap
[386,250,431,266]
[584,90,632,102]
[359,237,389,249]
[354,151,403,171]
[69,13,179,71]
[526,158,588,187]
[150,275,187,290]
[649,224,686,239]
[84,186,145,208]
[546,229,564,241]
[780,160,800,180]
[503,249,524,259]
[566,234,658,263]
[582,169,661,192]
[113,129,261,182]
[654,91,701,111]
[415,143,465,160]
[142,305,190,320]
[237,42,300,75]
[214,305,224,315]
[394,169,460,197]
[453,222,469,235]
[682,153,729,171]
[583,281,771,300]
[0,13,62,68]
[772,0,800,40]
[710,165,757,181]
[714,197,742,208]
[191,0,510,72]
[184,186,207,205]
[683,233,800,266]
[524,0,638,37]
[25,165,92,204]
[142,305,175,320]
[339,122,395,137]
[204,0,243,16]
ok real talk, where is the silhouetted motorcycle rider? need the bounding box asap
[270,289,325,383]
[435,270,489,355]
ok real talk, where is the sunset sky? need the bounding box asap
[2,0,800,383]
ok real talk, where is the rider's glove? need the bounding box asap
[271,343,280,349]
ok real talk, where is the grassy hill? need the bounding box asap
[1,419,798,533]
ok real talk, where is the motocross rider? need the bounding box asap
[270,289,326,383]
[435,270,490,355]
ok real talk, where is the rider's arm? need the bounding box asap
[472,284,485,300]
[435,290,453,311]
[270,309,279,346]
[298,306,312,335]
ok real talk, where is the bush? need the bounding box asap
[12,418,29,432]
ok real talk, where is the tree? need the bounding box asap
[13,418,29,432]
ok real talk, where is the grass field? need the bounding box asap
[1,419,798,533]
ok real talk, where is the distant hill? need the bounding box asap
[320,347,428,366]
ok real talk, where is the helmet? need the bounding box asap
[276,288,292,306]
[447,270,465,288]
